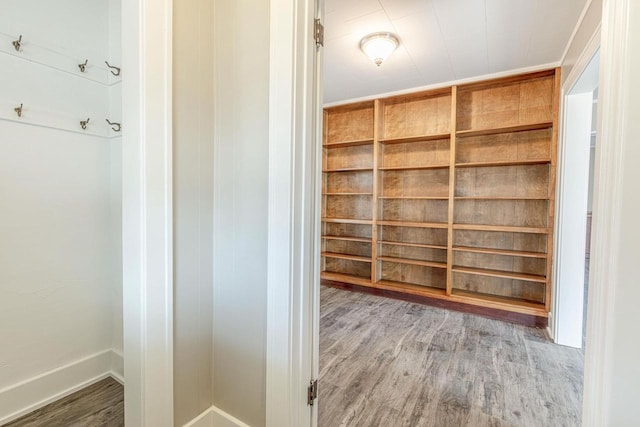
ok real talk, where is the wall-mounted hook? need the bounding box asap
[14,104,23,118]
[78,59,88,73]
[106,119,121,132]
[12,35,22,51]
[104,61,120,76]
[80,118,90,130]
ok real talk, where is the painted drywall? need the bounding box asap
[212,0,270,425]
[0,0,122,403]
[604,1,640,421]
[108,0,123,358]
[562,0,602,85]
[173,0,215,424]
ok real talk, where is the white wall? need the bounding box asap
[562,0,602,86]
[173,0,215,424]
[0,0,122,418]
[212,1,270,426]
[601,1,640,421]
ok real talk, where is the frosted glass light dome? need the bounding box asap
[360,32,399,67]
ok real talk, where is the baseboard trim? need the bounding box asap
[110,349,124,384]
[183,405,251,427]
[0,349,123,425]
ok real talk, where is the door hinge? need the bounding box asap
[307,379,318,405]
[314,19,324,47]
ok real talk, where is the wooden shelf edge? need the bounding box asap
[455,159,551,168]
[452,224,549,234]
[323,192,374,196]
[456,122,553,138]
[323,167,374,173]
[374,280,446,297]
[452,266,547,283]
[378,241,447,250]
[454,196,548,201]
[379,220,449,229]
[323,138,374,148]
[377,256,447,269]
[322,252,372,263]
[322,218,373,225]
[320,271,371,287]
[379,133,451,145]
[379,165,449,171]
[378,196,448,200]
[450,290,547,317]
[453,246,547,259]
[322,235,372,243]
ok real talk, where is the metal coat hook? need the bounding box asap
[78,59,88,73]
[12,35,22,51]
[14,104,23,118]
[80,118,90,130]
[106,119,121,132]
[104,61,120,76]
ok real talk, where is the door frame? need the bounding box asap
[265,0,320,426]
[121,0,174,425]
[582,0,632,423]
[552,33,600,348]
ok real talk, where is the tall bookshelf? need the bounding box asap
[321,69,560,321]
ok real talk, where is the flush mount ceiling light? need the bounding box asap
[360,32,399,67]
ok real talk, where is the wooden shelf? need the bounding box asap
[456,122,553,138]
[378,241,447,250]
[452,266,547,283]
[374,280,446,297]
[379,165,449,171]
[322,235,372,243]
[323,138,374,148]
[321,218,373,225]
[453,224,548,234]
[322,252,372,263]
[455,159,550,168]
[320,271,371,287]
[323,167,374,173]
[454,196,548,201]
[378,256,447,269]
[453,246,547,259]
[322,69,559,322]
[379,196,448,200]
[379,133,450,145]
[379,220,448,229]
[323,192,373,196]
[451,290,547,316]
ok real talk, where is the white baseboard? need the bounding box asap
[110,349,124,384]
[0,349,124,425]
[183,405,251,427]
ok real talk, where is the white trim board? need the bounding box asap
[121,0,174,424]
[0,349,123,425]
[182,406,251,427]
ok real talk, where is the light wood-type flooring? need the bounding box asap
[319,286,584,427]
[4,377,123,427]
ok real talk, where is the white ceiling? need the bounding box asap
[323,0,588,104]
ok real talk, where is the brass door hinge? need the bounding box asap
[314,19,324,47]
[307,379,318,405]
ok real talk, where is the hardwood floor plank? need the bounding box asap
[319,285,584,427]
[5,378,123,427]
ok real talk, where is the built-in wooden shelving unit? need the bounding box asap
[321,69,560,321]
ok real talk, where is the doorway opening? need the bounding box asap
[554,49,600,349]
[317,1,589,426]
